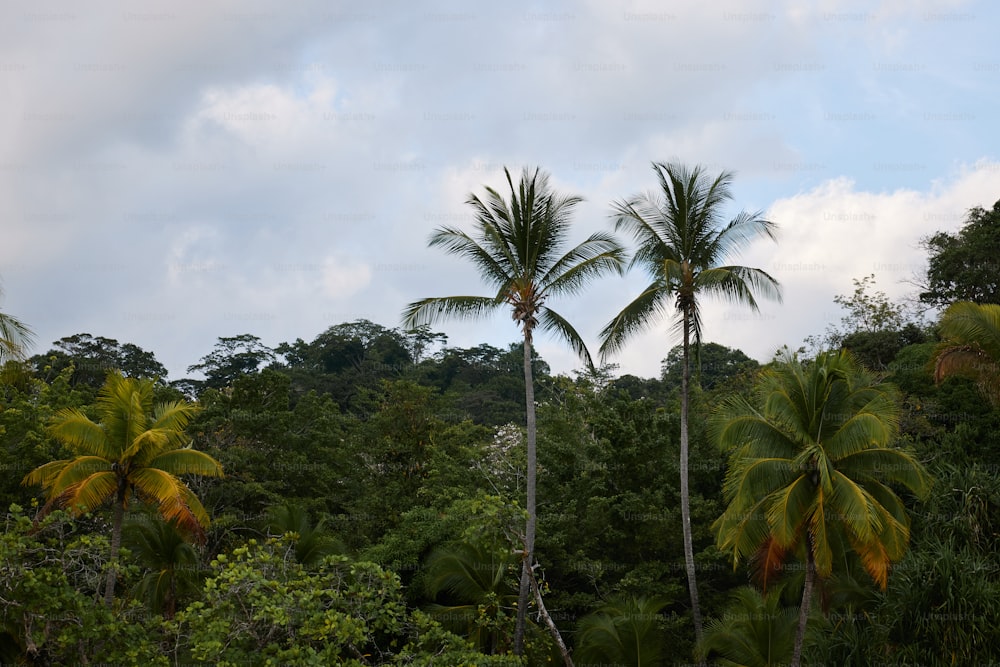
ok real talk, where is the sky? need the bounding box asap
[2,0,998,381]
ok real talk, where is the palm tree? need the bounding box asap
[403,166,625,654]
[712,350,931,667]
[0,283,35,363]
[932,301,1000,405]
[574,596,670,666]
[697,585,801,667]
[599,161,782,646]
[124,516,203,619]
[22,372,223,606]
[266,502,344,567]
[424,539,519,654]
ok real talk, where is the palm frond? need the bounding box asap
[537,307,595,369]
[402,295,503,329]
[57,471,118,515]
[148,449,224,478]
[540,232,627,297]
[130,468,208,533]
[428,225,515,289]
[933,302,1000,404]
[47,409,114,458]
[598,280,669,359]
[46,456,114,498]
[706,210,779,264]
[0,310,36,361]
[21,459,71,490]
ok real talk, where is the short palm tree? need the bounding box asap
[933,301,1000,405]
[23,372,223,606]
[712,350,931,667]
[574,596,670,667]
[266,502,344,567]
[599,161,781,646]
[124,516,203,619]
[424,539,519,654]
[403,166,625,654]
[697,585,801,667]
[0,284,35,363]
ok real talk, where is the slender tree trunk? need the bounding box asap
[529,568,573,667]
[104,497,125,607]
[514,333,537,655]
[680,310,704,652]
[791,542,816,667]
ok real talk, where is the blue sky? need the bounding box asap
[2,0,998,380]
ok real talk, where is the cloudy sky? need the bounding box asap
[2,0,998,380]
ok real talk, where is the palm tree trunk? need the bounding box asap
[791,540,816,667]
[514,333,537,655]
[680,310,704,651]
[104,497,125,607]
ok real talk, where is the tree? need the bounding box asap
[124,516,203,619]
[30,333,168,388]
[403,166,625,655]
[808,275,925,371]
[599,161,782,647]
[932,301,1000,406]
[661,341,759,392]
[0,284,34,363]
[277,320,414,409]
[712,350,931,667]
[697,585,802,667]
[186,334,276,391]
[424,539,519,654]
[266,502,344,567]
[920,199,1000,308]
[173,536,519,666]
[22,372,223,606]
[574,596,670,666]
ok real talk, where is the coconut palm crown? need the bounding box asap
[23,372,222,605]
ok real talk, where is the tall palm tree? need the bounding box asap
[22,372,223,606]
[403,166,625,655]
[0,283,35,363]
[932,301,1000,405]
[599,161,782,646]
[712,350,931,667]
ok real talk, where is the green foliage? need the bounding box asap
[278,319,415,411]
[661,341,759,392]
[29,332,168,389]
[809,275,927,371]
[698,585,805,667]
[173,536,513,666]
[186,333,277,392]
[424,539,519,654]
[0,506,166,665]
[124,515,204,619]
[920,199,1000,307]
[575,595,674,666]
[266,501,344,566]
